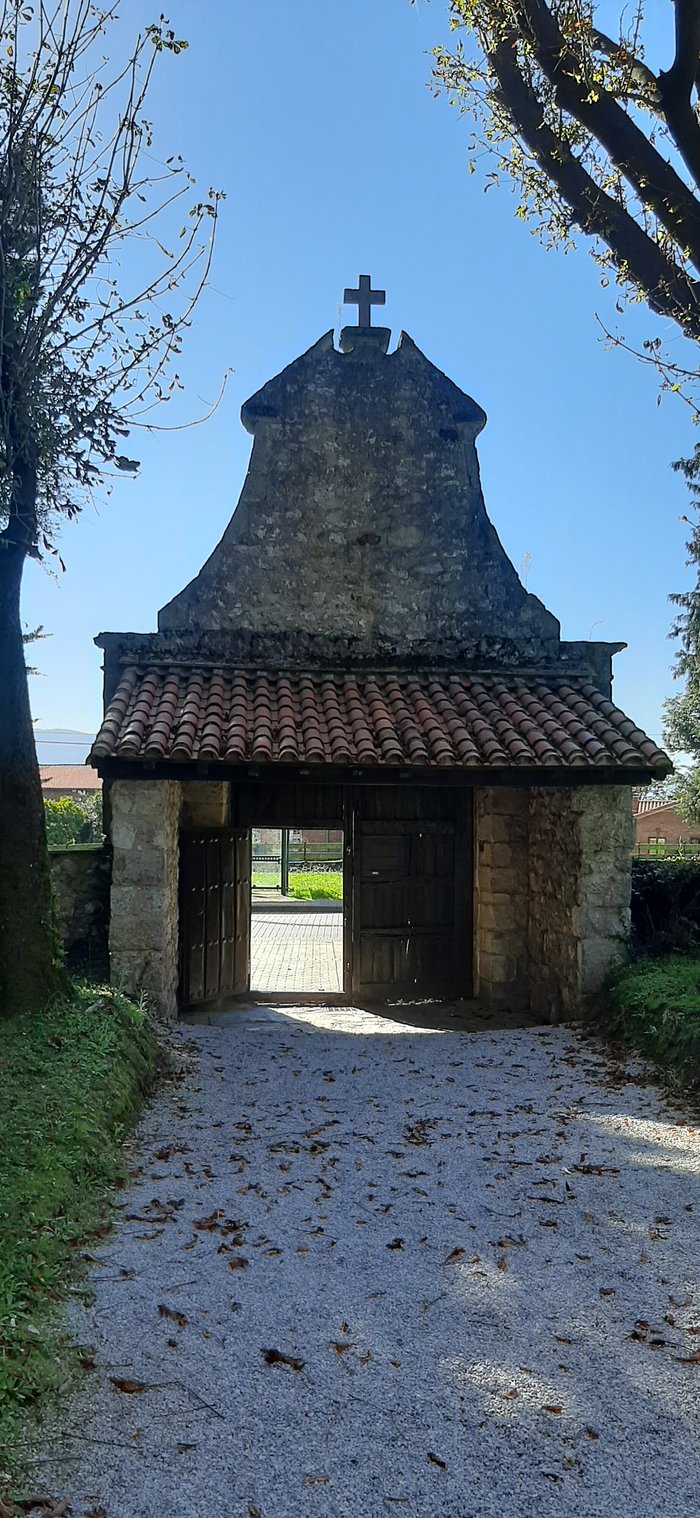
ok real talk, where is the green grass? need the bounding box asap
[287,870,343,901]
[0,986,159,1482]
[605,955,700,1089]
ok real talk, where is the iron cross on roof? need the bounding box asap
[343,274,386,328]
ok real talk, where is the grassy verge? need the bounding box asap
[0,985,159,1482]
[605,955,700,1089]
[287,870,342,901]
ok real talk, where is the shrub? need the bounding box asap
[605,956,700,1088]
[631,857,700,955]
[44,793,102,847]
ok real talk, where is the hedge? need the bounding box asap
[631,857,700,955]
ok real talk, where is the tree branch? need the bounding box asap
[513,0,700,257]
[657,0,700,192]
[488,31,700,341]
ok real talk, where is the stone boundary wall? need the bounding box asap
[50,845,110,978]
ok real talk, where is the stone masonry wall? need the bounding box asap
[474,789,530,1009]
[50,845,110,978]
[109,780,181,1017]
[527,790,581,1021]
[576,787,633,998]
[180,782,230,830]
[527,787,633,1021]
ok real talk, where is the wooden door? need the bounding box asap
[180,830,250,1007]
[350,787,472,1000]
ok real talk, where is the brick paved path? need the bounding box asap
[250,910,343,993]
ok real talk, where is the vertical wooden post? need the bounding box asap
[280,827,289,897]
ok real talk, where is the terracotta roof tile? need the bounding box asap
[40,764,102,791]
[89,668,672,776]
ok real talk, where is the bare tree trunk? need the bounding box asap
[0,539,65,1015]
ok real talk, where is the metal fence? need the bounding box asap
[634,841,700,859]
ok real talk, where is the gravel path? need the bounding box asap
[35,1005,700,1517]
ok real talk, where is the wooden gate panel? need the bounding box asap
[351,788,472,1000]
[180,830,241,1008]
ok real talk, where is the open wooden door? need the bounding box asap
[179,829,250,1008]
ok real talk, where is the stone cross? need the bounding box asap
[343,274,386,329]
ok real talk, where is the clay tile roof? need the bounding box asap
[89,669,672,777]
[40,764,102,791]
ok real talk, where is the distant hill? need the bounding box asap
[34,729,95,764]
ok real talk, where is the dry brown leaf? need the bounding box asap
[676,1349,700,1364]
[110,1377,150,1394]
[386,1237,404,1251]
[496,1256,508,1272]
[502,1386,519,1400]
[443,1248,465,1265]
[305,1477,330,1487]
[542,1405,563,1415]
[158,1304,186,1328]
[585,1427,599,1441]
[427,1452,447,1470]
[328,1340,350,1354]
[193,1211,225,1231]
[261,1347,304,1371]
[228,1256,249,1271]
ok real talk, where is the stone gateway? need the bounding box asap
[89,291,670,1018]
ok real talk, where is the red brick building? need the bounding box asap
[633,795,700,853]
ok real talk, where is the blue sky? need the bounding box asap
[25,0,695,754]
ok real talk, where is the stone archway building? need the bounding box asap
[89,307,670,1018]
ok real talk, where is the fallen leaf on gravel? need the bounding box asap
[305,1476,329,1486]
[585,1427,599,1441]
[158,1304,186,1327]
[443,1248,465,1265]
[386,1237,404,1250]
[675,1349,700,1364]
[497,1235,526,1250]
[502,1387,519,1400]
[193,1211,225,1231]
[328,1340,350,1354]
[110,1377,150,1394]
[261,1348,304,1371]
[228,1256,249,1270]
[497,1256,508,1272]
[572,1162,620,1177]
[427,1452,446,1469]
[155,1146,172,1161]
[670,1295,692,1308]
[542,1405,563,1415]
